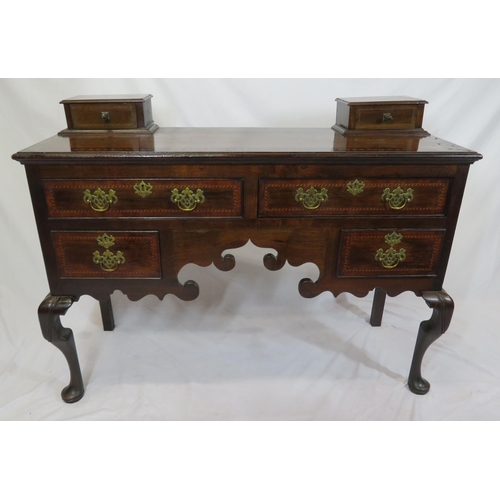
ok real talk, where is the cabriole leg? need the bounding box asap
[370,287,387,327]
[38,294,84,403]
[408,290,454,395]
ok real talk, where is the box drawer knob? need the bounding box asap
[83,188,118,212]
[381,186,414,210]
[101,111,111,122]
[382,113,394,122]
[171,187,205,211]
[295,187,328,210]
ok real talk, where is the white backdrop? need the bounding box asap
[1,78,499,421]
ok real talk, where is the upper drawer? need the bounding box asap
[334,96,427,133]
[59,94,157,134]
[43,178,243,218]
[353,105,422,130]
[259,178,450,217]
[69,102,138,130]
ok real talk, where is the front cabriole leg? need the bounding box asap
[408,290,454,395]
[38,294,84,403]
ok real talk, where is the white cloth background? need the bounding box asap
[1,78,499,421]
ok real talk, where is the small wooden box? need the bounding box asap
[333,96,428,136]
[59,94,158,136]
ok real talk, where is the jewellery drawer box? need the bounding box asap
[333,96,428,135]
[59,94,158,135]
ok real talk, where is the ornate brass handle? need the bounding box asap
[295,187,328,210]
[92,233,125,272]
[93,249,125,272]
[375,232,406,269]
[83,188,118,212]
[381,187,414,210]
[171,187,205,211]
[375,247,406,268]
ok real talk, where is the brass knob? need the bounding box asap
[83,188,118,212]
[101,111,110,122]
[382,113,393,122]
[295,187,328,210]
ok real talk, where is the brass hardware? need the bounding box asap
[93,249,125,272]
[101,111,110,122]
[134,181,153,198]
[384,231,403,247]
[83,188,118,212]
[346,179,365,196]
[375,232,406,269]
[295,187,328,210]
[93,233,125,272]
[382,113,393,122]
[96,233,116,249]
[381,187,414,210]
[171,187,205,211]
[375,247,406,269]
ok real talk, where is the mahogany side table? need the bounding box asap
[12,95,482,402]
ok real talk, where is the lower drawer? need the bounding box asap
[338,229,445,277]
[51,231,161,278]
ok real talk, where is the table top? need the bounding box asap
[12,127,482,163]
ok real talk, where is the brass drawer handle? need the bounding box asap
[381,187,414,210]
[93,249,125,272]
[375,247,406,268]
[171,187,205,211]
[92,233,125,272]
[83,188,118,212]
[295,187,328,210]
[134,181,153,198]
[375,232,406,269]
[346,179,365,196]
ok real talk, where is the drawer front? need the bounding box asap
[338,229,445,277]
[43,179,243,218]
[51,231,161,278]
[354,105,420,130]
[259,178,449,216]
[69,103,137,130]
